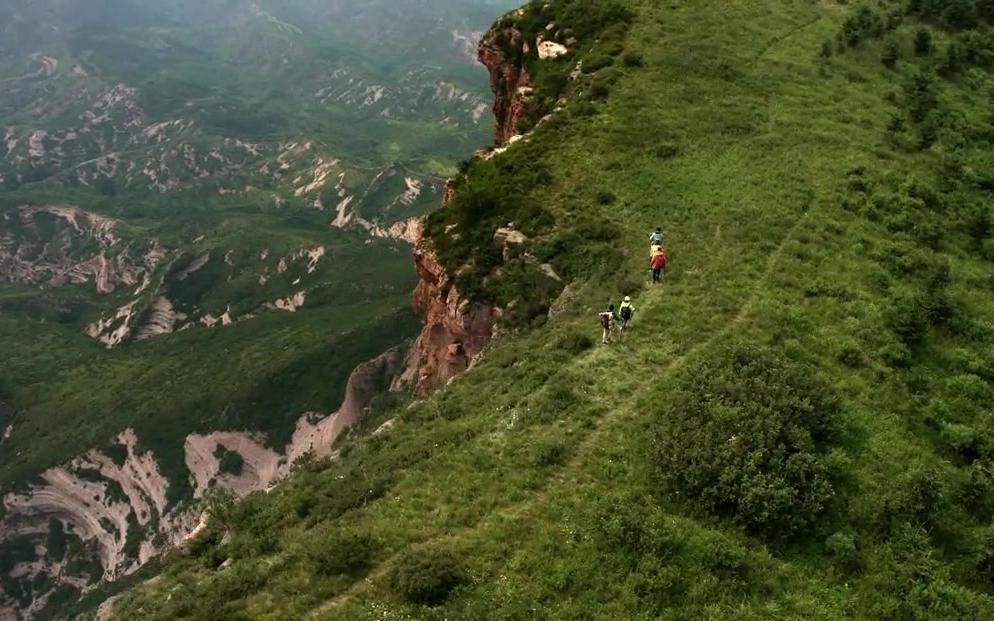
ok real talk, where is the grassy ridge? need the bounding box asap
[108,0,994,619]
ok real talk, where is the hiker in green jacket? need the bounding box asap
[618,296,635,331]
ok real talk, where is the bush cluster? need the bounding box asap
[389,548,466,606]
[909,0,994,30]
[650,343,840,537]
[308,530,378,577]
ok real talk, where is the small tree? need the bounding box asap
[914,28,933,56]
[944,0,978,29]
[905,71,937,123]
[940,42,965,75]
[882,38,901,68]
[204,488,237,533]
[978,0,994,23]
[819,39,834,62]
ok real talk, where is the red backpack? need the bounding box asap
[600,313,611,329]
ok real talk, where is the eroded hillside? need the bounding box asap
[0,0,519,617]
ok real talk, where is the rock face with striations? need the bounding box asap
[478,21,532,146]
[401,19,532,397]
[405,239,502,396]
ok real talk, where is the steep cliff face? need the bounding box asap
[405,242,502,396]
[402,20,534,397]
[478,21,532,146]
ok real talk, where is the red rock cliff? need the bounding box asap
[403,240,501,397]
[479,23,532,146]
[402,21,533,397]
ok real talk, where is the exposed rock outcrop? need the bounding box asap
[0,205,156,294]
[0,349,407,615]
[479,24,532,146]
[287,348,403,463]
[403,236,501,397]
[0,429,190,586]
[401,18,537,397]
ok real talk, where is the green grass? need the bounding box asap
[38,0,994,618]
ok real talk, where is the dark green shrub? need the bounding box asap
[973,526,994,581]
[923,260,954,325]
[825,530,862,574]
[943,0,978,29]
[838,344,864,368]
[650,343,839,537]
[886,292,930,347]
[905,71,937,123]
[104,443,129,468]
[46,519,67,561]
[698,535,750,583]
[959,460,994,518]
[572,101,598,117]
[917,114,940,150]
[94,175,117,197]
[979,0,994,22]
[585,54,614,72]
[939,421,980,461]
[596,190,617,205]
[650,143,680,159]
[819,40,834,61]
[515,117,535,134]
[557,0,634,41]
[389,548,466,606]
[914,28,933,56]
[876,466,948,533]
[589,80,611,99]
[589,68,619,100]
[840,5,883,47]
[308,531,377,577]
[975,0,994,24]
[940,41,966,75]
[556,330,594,355]
[886,112,906,134]
[882,38,900,68]
[209,560,268,603]
[965,203,991,248]
[533,68,570,101]
[215,446,245,476]
[621,51,644,67]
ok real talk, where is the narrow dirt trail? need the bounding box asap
[306,205,814,618]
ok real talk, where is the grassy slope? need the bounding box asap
[111,0,994,619]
